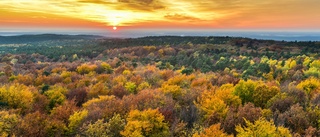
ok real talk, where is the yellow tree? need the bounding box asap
[160,83,183,99]
[88,82,109,99]
[0,111,19,136]
[297,77,320,99]
[196,90,228,121]
[0,83,34,111]
[137,82,151,91]
[121,109,169,137]
[310,60,320,69]
[76,64,97,75]
[68,109,88,135]
[236,118,291,137]
[199,96,228,120]
[196,84,240,121]
[215,84,241,107]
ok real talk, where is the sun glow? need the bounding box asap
[113,26,117,30]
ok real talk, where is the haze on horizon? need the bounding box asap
[1,0,320,32]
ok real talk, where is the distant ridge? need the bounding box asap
[0,34,104,44]
[1,34,319,46]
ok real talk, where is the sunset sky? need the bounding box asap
[1,0,320,32]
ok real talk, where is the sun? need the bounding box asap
[113,26,117,30]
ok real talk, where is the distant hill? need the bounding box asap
[0,34,104,44]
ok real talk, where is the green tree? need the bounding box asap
[44,85,67,109]
[101,62,113,74]
[125,82,137,94]
[84,114,125,137]
[253,84,280,108]
[233,80,259,104]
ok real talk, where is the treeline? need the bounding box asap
[1,35,320,62]
[0,34,103,44]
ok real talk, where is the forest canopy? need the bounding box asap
[0,35,320,136]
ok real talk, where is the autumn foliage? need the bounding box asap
[1,36,320,136]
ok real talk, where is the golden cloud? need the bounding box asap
[164,13,200,21]
[0,0,319,28]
